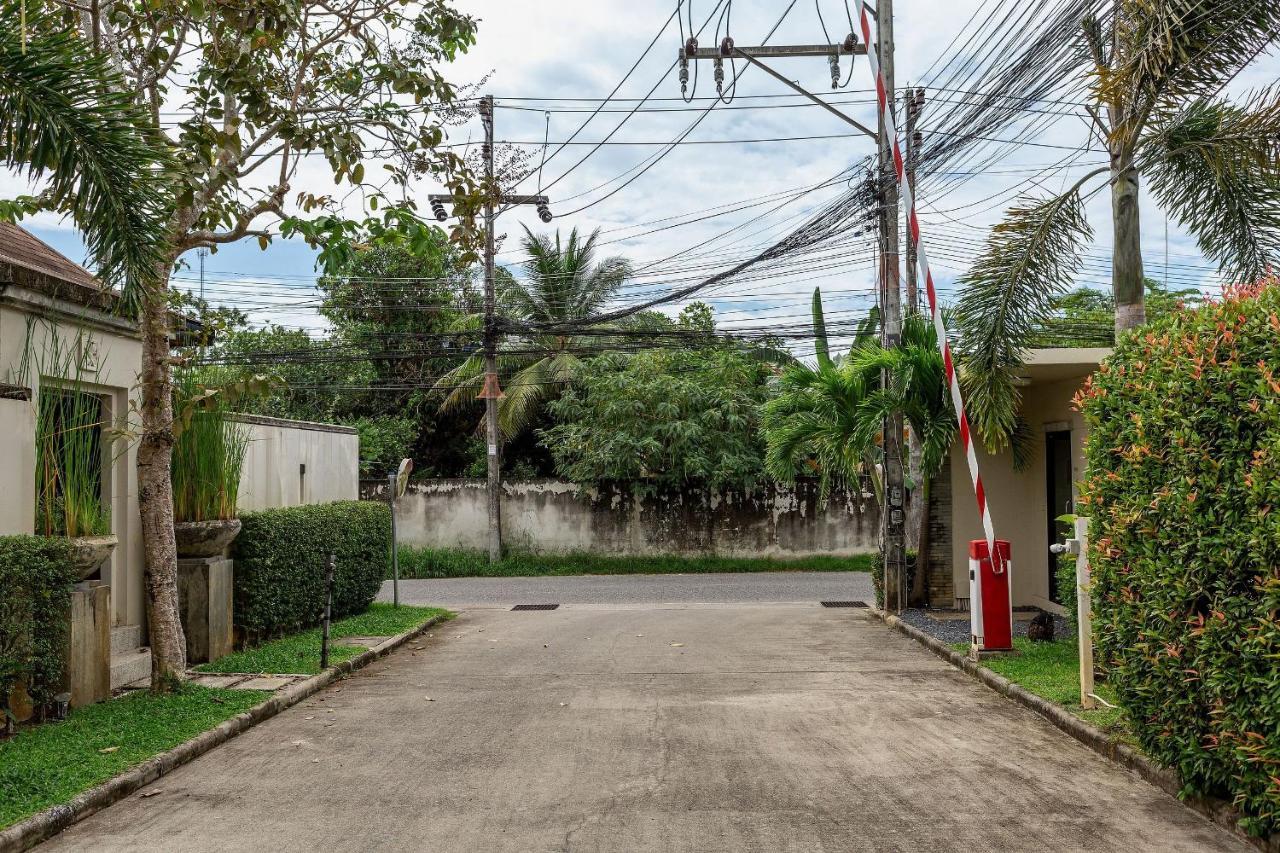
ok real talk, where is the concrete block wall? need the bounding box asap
[366,478,880,558]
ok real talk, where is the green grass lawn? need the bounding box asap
[0,685,265,829]
[952,638,1129,738]
[393,548,875,580]
[196,603,452,676]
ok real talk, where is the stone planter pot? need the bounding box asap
[174,518,242,559]
[68,535,118,580]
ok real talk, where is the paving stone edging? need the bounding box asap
[0,614,450,853]
[872,608,1279,853]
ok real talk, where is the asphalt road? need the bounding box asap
[378,570,877,607]
[43,596,1247,852]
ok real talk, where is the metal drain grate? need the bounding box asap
[820,600,868,608]
[511,603,560,611]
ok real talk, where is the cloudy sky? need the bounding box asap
[8,0,1279,343]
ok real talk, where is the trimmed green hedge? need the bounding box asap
[1078,281,1280,837]
[231,501,390,641]
[0,536,77,719]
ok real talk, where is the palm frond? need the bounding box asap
[1101,0,1280,114]
[1142,92,1280,280]
[0,1,171,306]
[953,190,1093,453]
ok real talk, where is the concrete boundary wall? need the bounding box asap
[362,478,879,557]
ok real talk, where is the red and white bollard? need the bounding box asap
[969,539,1013,655]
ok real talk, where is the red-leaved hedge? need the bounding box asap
[1078,279,1280,837]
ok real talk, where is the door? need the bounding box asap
[1044,430,1073,603]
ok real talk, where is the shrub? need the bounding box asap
[0,536,77,720]
[1077,280,1280,836]
[231,501,389,641]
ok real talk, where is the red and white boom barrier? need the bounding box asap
[858,3,1012,651]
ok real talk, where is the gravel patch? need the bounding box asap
[899,608,1075,645]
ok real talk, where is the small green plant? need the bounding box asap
[14,321,112,538]
[171,371,250,522]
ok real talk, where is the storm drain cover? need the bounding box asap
[511,603,560,611]
[820,600,868,608]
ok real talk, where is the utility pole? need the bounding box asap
[429,97,553,565]
[877,0,908,613]
[197,247,208,303]
[479,95,503,565]
[903,85,926,605]
[679,23,896,604]
[904,87,924,316]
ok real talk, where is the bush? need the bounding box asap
[1077,280,1280,836]
[231,501,390,641]
[0,536,77,719]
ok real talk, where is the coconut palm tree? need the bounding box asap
[955,0,1280,452]
[437,225,631,439]
[0,0,169,300]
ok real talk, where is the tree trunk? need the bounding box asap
[908,475,931,607]
[1111,150,1145,333]
[137,259,187,689]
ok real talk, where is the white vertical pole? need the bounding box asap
[1075,516,1094,710]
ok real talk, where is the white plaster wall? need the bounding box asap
[0,397,35,535]
[235,415,359,511]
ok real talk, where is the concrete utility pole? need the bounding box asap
[480,95,503,565]
[430,98,554,565]
[904,87,924,316]
[877,0,908,613]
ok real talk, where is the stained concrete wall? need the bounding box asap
[234,414,359,511]
[365,479,879,557]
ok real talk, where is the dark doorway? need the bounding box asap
[1044,430,1073,603]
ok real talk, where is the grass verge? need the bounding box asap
[0,685,265,829]
[951,638,1129,738]
[196,603,452,676]
[393,547,875,579]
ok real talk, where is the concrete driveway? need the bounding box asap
[43,596,1247,851]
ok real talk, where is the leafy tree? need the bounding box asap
[437,225,631,440]
[40,0,481,685]
[1034,278,1203,347]
[0,0,168,297]
[318,239,481,475]
[955,1,1280,452]
[541,347,771,490]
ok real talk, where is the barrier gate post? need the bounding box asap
[969,539,1013,657]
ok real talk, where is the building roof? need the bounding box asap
[0,222,118,311]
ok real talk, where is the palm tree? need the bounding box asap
[0,0,169,300]
[437,225,630,439]
[955,0,1280,452]
[762,290,882,502]
[763,289,955,605]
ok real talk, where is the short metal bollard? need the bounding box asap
[320,552,335,669]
